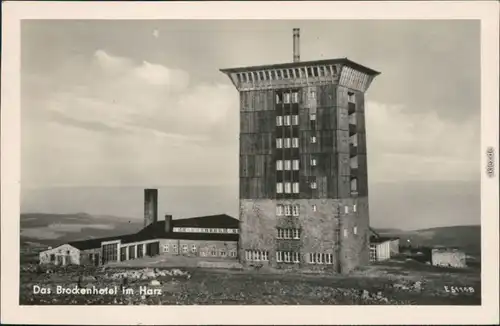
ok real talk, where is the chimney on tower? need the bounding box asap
[293,28,300,62]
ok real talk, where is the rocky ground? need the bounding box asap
[19,259,480,305]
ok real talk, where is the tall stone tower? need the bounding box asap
[220,29,380,273]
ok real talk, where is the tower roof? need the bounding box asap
[220,57,380,92]
[220,57,380,76]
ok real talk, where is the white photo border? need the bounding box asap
[1,1,498,325]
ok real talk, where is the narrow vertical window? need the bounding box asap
[292,115,299,125]
[292,138,299,148]
[284,138,291,148]
[344,206,349,214]
[276,204,283,216]
[311,158,317,166]
[276,93,283,103]
[276,160,283,170]
[276,183,283,194]
[284,205,291,216]
[310,136,317,143]
[344,229,348,238]
[292,182,300,194]
[284,160,291,170]
[354,226,358,235]
[284,93,291,104]
[310,181,317,189]
[284,182,292,194]
[353,204,357,212]
[276,138,283,148]
[292,160,299,170]
[276,116,283,126]
[291,92,299,103]
[292,204,300,216]
[312,204,317,212]
[348,92,356,103]
[284,115,291,126]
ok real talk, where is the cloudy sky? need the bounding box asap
[21,20,480,230]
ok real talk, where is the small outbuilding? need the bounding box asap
[369,228,400,262]
[431,248,467,268]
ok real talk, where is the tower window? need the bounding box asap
[276,138,283,148]
[284,115,291,126]
[293,182,300,194]
[276,116,283,126]
[292,138,299,148]
[276,204,284,216]
[353,204,357,212]
[284,138,291,148]
[348,92,356,103]
[311,158,317,166]
[284,160,291,171]
[276,183,283,194]
[292,115,299,125]
[276,93,283,104]
[276,160,283,171]
[284,182,292,194]
[354,226,358,235]
[344,206,349,214]
[292,160,299,170]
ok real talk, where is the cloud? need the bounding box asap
[365,102,479,182]
[22,49,239,187]
[35,50,233,141]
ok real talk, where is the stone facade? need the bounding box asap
[157,239,238,259]
[239,196,370,273]
[39,244,81,265]
[431,249,467,268]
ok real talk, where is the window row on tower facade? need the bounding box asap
[276,182,300,194]
[277,228,301,240]
[276,159,300,171]
[276,91,299,104]
[276,115,299,126]
[245,252,334,265]
[276,138,299,148]
[276,203,300,216]
[276,203,357,216]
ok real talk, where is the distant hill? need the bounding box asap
[20,213,143,247]
[374,225,481,257]
[21,213,481,260]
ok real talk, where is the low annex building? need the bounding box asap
[369,228,400,262]
[39,189,239,266]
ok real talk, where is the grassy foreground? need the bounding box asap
[19,258,480,305]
